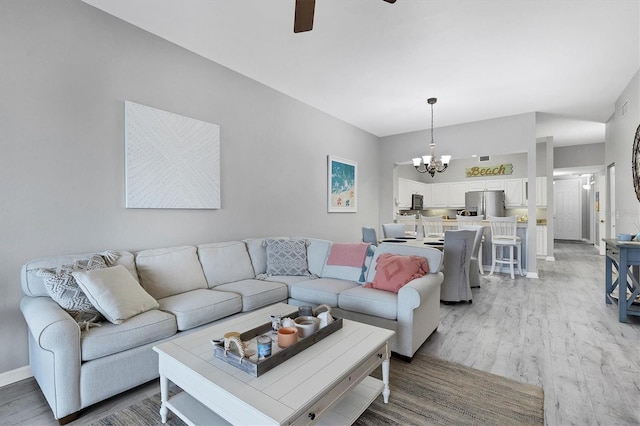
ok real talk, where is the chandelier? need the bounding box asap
[412,98,451,177]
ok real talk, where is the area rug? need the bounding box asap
[91,352,544,426]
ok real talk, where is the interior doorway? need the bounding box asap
[554,178,581,240]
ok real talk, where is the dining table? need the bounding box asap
[379,235,444,250]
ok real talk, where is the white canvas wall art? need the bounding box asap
[125,101,220,209]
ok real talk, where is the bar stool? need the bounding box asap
[456,215,485,275]
[421,215,444,237]
[488,215,524,279]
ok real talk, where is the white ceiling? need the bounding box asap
[83,0,639,146]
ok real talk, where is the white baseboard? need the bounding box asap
[546,255,556,261]
[526,271,539,279]
[0,366,33,388]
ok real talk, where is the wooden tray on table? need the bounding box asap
[212,314,343,377]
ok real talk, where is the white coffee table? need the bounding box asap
[153,303,394,425]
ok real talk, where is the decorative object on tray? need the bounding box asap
[298,305,313,316]
[277,327,299,348]
[270,315,282,332]
[257,335,272,359]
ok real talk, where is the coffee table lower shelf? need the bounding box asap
[166,376,384,426]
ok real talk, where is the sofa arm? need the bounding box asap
[395,271,443,358]
[397,272,444,309]
[20,296,82,420]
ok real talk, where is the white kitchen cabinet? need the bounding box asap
[536,176,547,207]
[397,178,412,208]
[449,182,468,207]
[467,180,486,191]
[524,177,548,207]
[485,179,505,190]
[419,182,433,207]
[505,178,525,207]
[431,183,450,207]
[398,178,432,208]
[536,225,547,256]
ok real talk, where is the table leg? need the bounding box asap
[620,248,628,322]
[159,374,168,423]
[382,353,390,404]
[605,254,613,304]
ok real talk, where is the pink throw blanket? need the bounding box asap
[326,242,370,267]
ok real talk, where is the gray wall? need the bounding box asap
[0,0,380,374]
[608,69,640,236]
[554,143,605,168]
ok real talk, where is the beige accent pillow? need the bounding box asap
[72,265,159,324]
[134,246,208,299]
[198,242,256,287]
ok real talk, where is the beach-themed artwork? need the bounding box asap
[125,101,220,209]
[328,155,357,212]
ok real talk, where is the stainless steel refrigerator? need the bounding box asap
[464,190,506,219]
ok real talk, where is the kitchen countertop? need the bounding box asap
[440,218,547,225]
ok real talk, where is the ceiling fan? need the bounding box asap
[294,0,397,33]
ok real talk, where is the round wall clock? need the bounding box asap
[633,123,640,202]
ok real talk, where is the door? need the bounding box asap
[554,179,581,240]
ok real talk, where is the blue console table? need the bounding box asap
[604,238,640,322]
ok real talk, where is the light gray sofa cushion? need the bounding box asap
[81,309,176,361]
[289,278,360,307]
[158,289,242,331]
[198,241,256,287]
[215,279,288,312]
[337,286,398,320]
[135,246,208,299]
[293,237,332,276]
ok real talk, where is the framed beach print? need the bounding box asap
[327,155,357,212]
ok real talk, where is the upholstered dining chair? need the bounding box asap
[458,225,484,288]
[382,223,406,238]
[361,227,378,246]
[421,216,444,237]
[457,215,486,275]
[441,229,476,303]
[487,215,524,279]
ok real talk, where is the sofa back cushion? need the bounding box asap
[365,243,443,283]
[21,251,136,297]
[293,237,331,277]
[198,241,255,287]
[135,246,207,299]
[243,237,289,275]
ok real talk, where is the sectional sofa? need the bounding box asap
[20,237,443,423]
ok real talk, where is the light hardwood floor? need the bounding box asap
[1,241,639,425]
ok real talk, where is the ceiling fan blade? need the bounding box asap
[383,0,397,3]
[294,0,315,33]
